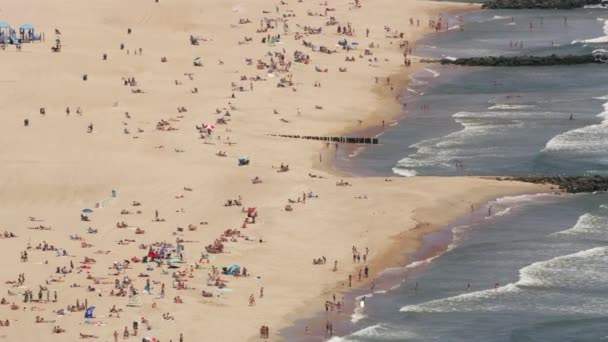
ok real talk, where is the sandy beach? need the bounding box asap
[0,0,553,340]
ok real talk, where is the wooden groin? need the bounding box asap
[268,134,379,144]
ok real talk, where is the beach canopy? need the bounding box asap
[82,208,94,213]
[84,306,96,319]
[0,22,10,28]
[20,24,33,30]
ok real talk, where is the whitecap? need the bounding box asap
[400,247,608,314]
[575,18,608,43]
[392,167,417,177]
[518,247,608,290]
[351,306,367,323]
[493,193,558,206]
[487,104,535,110]
[552,212,608,236]
[400,283,522,313]
[543,100,608,153]
[423,68,440,78]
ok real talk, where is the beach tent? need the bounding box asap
[84,306,96,318]
[224,265,240,275]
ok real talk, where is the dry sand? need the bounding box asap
[0,0,551,340]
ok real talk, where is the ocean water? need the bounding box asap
[337,9,608,177]
[317,8,608,342]
[332,192,608,342]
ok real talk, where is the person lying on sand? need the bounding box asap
[79,333,98,339]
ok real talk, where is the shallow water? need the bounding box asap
[333,193,608,342]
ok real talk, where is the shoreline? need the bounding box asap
[279,182,554,341]
[314,5,480,177]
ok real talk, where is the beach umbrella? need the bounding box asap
[203,124,216,130]
[82,208,94,213]
[169,258,182,263]
[20,24,33,30]
[194,57,201,62]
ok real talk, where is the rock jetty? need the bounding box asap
[500,176,608,193]
[482,0,603,9]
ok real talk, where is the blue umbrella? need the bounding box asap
[0,22,10,29]
[82,208,94,213]
[20,24,34,30]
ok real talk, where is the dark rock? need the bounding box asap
[482,0,602,9]
[506,176,608,193]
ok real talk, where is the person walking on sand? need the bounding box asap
[488,205,493,216]
[155,210,159,221]
[113,330,118,342]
